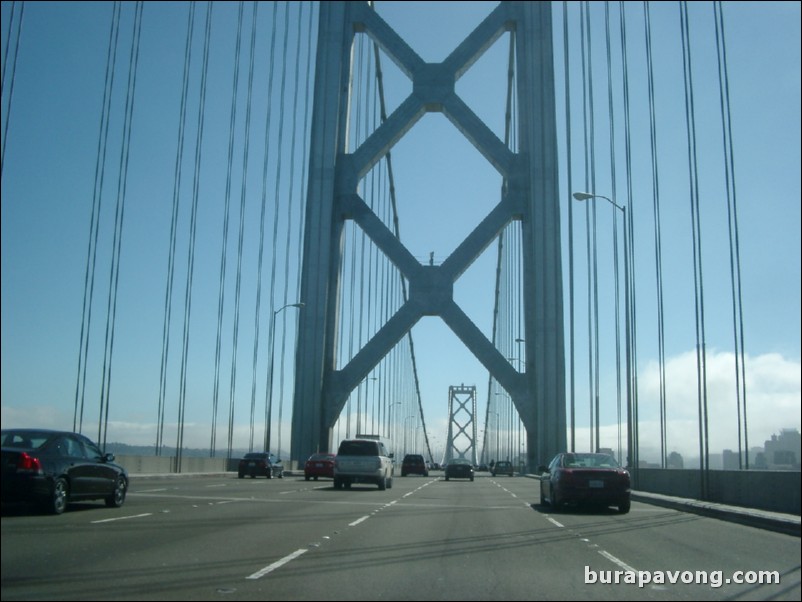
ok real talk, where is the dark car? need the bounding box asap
[539,452,630,513]
[401,454,429,477]
[444,458,474,481]
[238,452,284,479]
[491,460,514,476]
[1,428,128,515]
[304,453,335,480]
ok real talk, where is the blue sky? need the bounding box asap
[1,1,800,465]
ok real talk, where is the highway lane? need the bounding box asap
[1,473,799,601]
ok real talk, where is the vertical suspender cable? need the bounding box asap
[250,0,279,452]
[177,0,213,471]
[292,1,316,449]
[680,1,710,494]
[714,1,748,469]
[74,2,121,433]
[604,3,623,461]
[580,1,599,452]
[265,0,291,453]
[227,1,258,457]
[1,0,24,175]
[98,1,143,450]
[644,1,667,467]
[220,1,244,459]
[619,1,639,472]
[276,2,306,457]
[157,2,194,455]
[562,1,576,453]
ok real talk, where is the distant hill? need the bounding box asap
[104,442,287,459]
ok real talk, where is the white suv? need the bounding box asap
[333,438,394,490]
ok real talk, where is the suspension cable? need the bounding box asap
[644,0,667,467]
[714,0,748,469]
[249,0,280,452]
[226,0,259,460]
[276,1,307,457]
[74,2,121,434]
[98,1,143,450]
[264,0,292,453]
[680,0,710,491]
[1,0,24,175]
[156,2,194,455]
[177,0,213,471]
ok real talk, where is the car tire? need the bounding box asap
[618,499,631,514]
[48,477,69,515]
[238,472,244,479]
[267,471,273,479]
[540,488,547,507]
[378,477,387,491]
[105,476,127,508]
[305,475,310,481]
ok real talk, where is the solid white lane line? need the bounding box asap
[349,515,370,527]
[599,550,638,573]
[247,549,308,580]
[91,513,153,524]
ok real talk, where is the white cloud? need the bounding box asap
[604,349,801,464]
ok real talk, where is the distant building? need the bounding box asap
[666,451,684,469]
[597,447,616,461]
[764,429,801,470]
[722,449,740,470]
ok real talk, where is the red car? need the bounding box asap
[304,453,335,481]
[539,452,630,513]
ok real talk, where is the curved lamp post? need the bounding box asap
[265,302,304,453]
[573,192,633,470]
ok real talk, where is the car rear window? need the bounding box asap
[1,431,52,449]
[338,440,379,456]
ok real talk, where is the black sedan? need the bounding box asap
[1,428,128,515]
[444,458,474,481]
[539,452,630,513]
[238,452,284,479]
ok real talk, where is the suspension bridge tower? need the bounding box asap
[291,1,565,469]
[445,385,478,466]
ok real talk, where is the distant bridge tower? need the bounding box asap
[291,1,565,470]
[445,385,478,465]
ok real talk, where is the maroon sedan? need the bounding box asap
[539,452,630,513]
[304,453,335,481]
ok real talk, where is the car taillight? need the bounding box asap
[17,452,43,474]
[558,468,575,484]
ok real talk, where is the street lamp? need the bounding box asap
[573,192,633,470]
[404,415,416,457]
[265,302,304,454]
